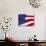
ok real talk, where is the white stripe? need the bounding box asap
[20,21,34,26]
[25,17,34,20]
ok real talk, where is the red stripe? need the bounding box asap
[25,19,34,22]
[26,23,34,26]
[26,15,34,17]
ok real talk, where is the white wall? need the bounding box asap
[0,0,46,40]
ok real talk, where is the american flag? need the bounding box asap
[18,14,35,26]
